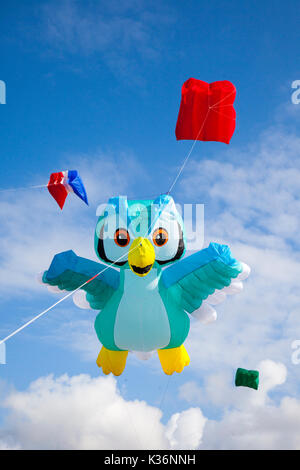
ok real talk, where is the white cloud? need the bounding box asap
[0,373,203,450]
[259,359,287,391]
[0,361,299,450]
[200,396,300,450]
[166,408,206,450]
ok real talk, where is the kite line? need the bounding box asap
[167,88,236,195]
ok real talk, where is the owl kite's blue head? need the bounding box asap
[95,194,186,275]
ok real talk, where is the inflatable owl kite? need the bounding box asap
[41,195,250,376]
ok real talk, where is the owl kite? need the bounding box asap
[41,195,250,376]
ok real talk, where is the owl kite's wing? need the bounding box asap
[41,250,119,310]
[160,243,250,323]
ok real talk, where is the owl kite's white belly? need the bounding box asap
[114,269,171,351]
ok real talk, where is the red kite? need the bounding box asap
[175,78,236,144]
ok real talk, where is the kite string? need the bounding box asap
[0,252,130,345]
[0,184,48,193]
[167,109,210,195]
[210,89,236,108]
[0,183,68,194]
[166,88,236,196]
[209,106,236,120]
[0,272,100,345]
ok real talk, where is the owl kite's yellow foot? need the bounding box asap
[96,346,128,376]
[157,345,190,375]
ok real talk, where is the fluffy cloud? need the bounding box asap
[0,373,203,450]
[0,360,298,450]
[201,396,300,450]
[166,408,206,450]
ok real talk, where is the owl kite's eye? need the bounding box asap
[153,228,168,247]
[114,229,130,247]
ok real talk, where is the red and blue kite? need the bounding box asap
[47,170,88,210]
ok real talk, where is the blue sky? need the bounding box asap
[1,0,298,188]
[0,0,300,450]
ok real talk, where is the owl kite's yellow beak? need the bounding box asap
[128,237,155,277]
